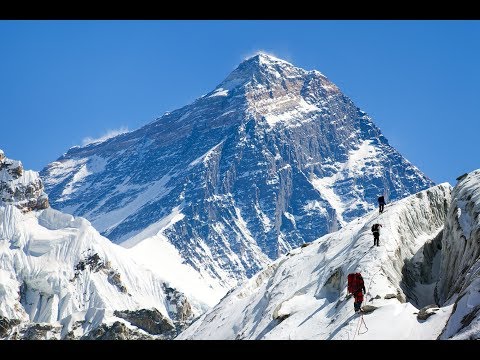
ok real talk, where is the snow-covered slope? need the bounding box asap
[0,205,203,339]
[0,151,203,339]
[41,53,434,299]
[437,170,480,339]
[178,184,452,339]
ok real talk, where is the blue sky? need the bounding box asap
[0,20,478,185]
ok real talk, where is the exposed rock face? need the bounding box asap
[0,316,63,340]
[417,304,439,321]
[80,321,153,340]
[361,305,377,314]
[22,323,62,340]
[437,170,480,339]
[163,285,194,331]
[0,316,21,338]
[0,150,49,212]
[41,54,434,291]
[72,252,128,293]
[114,309,175,336]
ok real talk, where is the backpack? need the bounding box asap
[347,273,364,294]
[371,224,379,232]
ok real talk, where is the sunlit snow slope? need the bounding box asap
[179,184,453,339]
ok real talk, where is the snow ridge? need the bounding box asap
[178,184,452,340]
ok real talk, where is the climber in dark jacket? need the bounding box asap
[371,223,382,247]
[378,195,386,213]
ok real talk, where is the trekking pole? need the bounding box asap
[352,304,369,339]
[357,315,368,336]
[352,315,362,340]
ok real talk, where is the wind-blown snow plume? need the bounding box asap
[82,127,129,146]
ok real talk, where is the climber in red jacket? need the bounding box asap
[348,273,366,313]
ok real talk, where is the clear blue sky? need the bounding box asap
[1,20,478,185]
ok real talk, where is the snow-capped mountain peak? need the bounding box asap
[250,52,292,65]
[214,52,334,101]
[227,53,303,80]
[41,55,434,304]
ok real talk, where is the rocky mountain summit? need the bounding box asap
[42,53,434,299]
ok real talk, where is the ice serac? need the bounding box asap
[437,170,480,340]
[0,152,202,339]
[41,53,434,295]
[0,150,49,212]
[178,184,453,340]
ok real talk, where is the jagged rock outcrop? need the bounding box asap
[163,285,194,330]
[0,316,21,338]
[80,321,153,340]
[417,304,439,321]
[22,323,62,340]
[114,309,175,336]
[0,149,49,212]
[0,319,63,340]
[72,252,128,293]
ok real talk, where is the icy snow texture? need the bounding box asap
[438,170,480,339]
[41,53,434,300]
[178,184,452,339]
